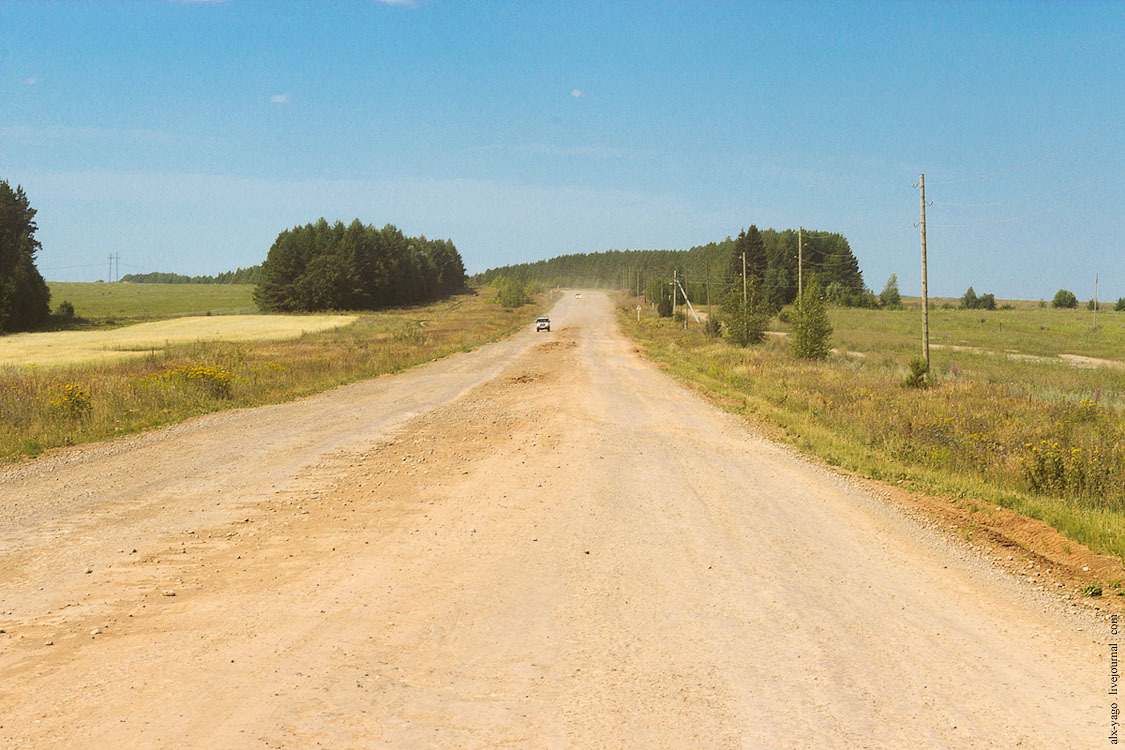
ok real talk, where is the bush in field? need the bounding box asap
[492,276,529,308]
[54,300,75,321]
[48,384,92,419]
[790,281,832,359]
[1088,299,1100,311]
[1053,289,1077,309]
[1117,297,1125,312]
[879,274,902,309]
[901,357,930,389]
[147,365,233,399]
[960,287,996,310]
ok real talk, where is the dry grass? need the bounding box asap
[1,290,536,461]
[1,314,358,367]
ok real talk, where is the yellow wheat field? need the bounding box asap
[0,315,358,368]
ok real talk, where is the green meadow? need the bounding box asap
[47,281,257,321]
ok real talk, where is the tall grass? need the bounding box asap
[1,290,536,461]
[621,300,1125,560]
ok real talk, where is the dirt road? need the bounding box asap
[0,292,1107,748]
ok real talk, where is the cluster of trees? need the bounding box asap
[122,266,262,285]
[1052,289,1078,309]
[473,225,870,309]
[253,218,466,312]
[0,181,51,333]
[960,287,997,310]
[492,276,531,308]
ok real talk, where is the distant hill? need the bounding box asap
[121,265,262,285]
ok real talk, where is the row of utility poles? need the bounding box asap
[633,173,1099,371]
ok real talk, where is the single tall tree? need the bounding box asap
[0,181,51,332]
[879,273,901,308]
[791,280,833,359]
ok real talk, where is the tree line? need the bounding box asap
[121,266,262,285]
[253,218,467,312]
[0,180,51,332]
[472,225,870,309]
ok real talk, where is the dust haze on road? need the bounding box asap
[0,292,1106,748]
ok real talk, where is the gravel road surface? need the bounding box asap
[0,292,1105,748]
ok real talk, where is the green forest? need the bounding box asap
[472,226,872,310]
[254,218,467,312]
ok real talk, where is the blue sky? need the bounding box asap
[2,0,1122,298]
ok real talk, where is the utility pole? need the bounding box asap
[798,227,803,298]
[682,273,688,329]
[706,260,712,333]
[919,173,930,371]
[742,252,747,307]
[672,269,678,320]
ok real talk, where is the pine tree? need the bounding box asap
[721,276,770,346]
[791,281,832,359]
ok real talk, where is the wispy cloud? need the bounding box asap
[24,77,41,86]
[570,89,584,98]
[269,93,292,104]
[375,0,418,5]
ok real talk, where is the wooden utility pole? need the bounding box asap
[681,272,688,329]
[742,252,747,306]
[798,227,803,298]
[706,261,712,332]
[919,173,930,371]
[670,270,675,318]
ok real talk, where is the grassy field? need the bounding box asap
[47,281,256,320]
[621,298,1125,560]
[1,314,357,367]
[1,288,541,461]
[828,299,1125,362]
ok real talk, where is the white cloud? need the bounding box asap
[269,93,292,104]
[375,0,417,5]
[570,89,584,98]
[24,77,41,86]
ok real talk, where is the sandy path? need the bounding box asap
[0,292,1107,748]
